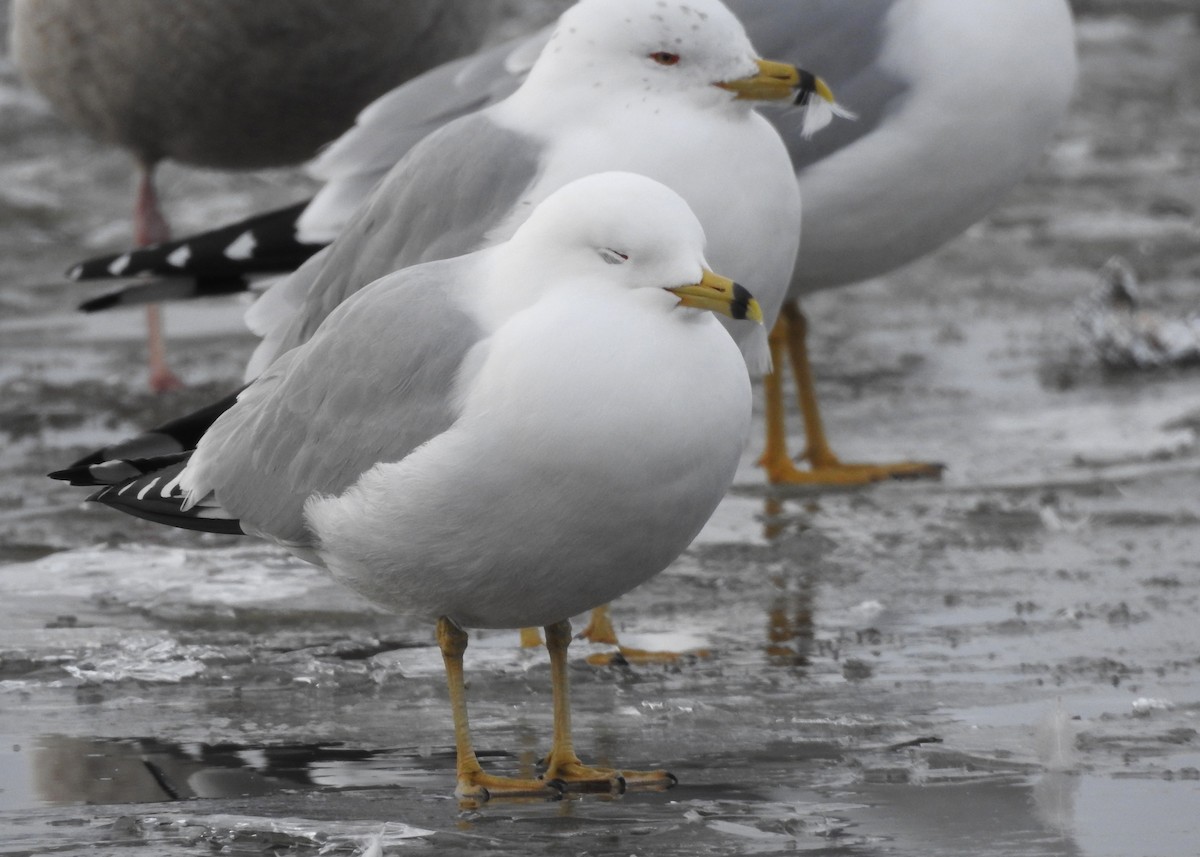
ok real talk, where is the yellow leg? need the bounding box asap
[542,620,675,792]
[579,605,710,666]
[758,313,805,482]
[759,301,944,486]
[578,604,619,645]
[519,627,544,648]
[436,617,557,801]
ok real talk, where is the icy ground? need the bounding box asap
[1,3,1199,855]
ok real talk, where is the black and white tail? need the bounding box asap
[83,454,244,536]
[69,200,327,309]
[78,275,251,312]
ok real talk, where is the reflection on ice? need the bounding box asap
[1032,771,1081,838]
[1035,699,1079,771]
[23,734,488,806]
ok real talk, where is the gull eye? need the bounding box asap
[649,51,680,66]
[599,248,629,265]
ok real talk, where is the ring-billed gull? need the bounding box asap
[75,172,763,799]
[53,0,827,664]
[11,0,524,390]
[67,0,1075,487]
[57,0,829,477]
[64,0,829,379]
[740,0,1077,483]
[241,0,820,383]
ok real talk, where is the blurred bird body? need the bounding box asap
[10,0,523,390]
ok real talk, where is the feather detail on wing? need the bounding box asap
[86,455,244,535]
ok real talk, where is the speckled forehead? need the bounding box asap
[553,0,753,56]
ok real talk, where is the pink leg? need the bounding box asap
[134,165,183,393]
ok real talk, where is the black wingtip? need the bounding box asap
[76,276,252,312]
[65,448,110,470]
[68,253,137,281]
[49,451,194,487]
[88,482,245,536]
[78,290,123,312]
[65,199,321,285]
[58,389,243,475]
[48,465,91,485]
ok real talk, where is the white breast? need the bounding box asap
[306,286,752,629]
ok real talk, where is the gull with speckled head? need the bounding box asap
[83,172,762,800]
[68,0,1076,491]
[59,0,836,478]
[52,0,834,665]
[241,0,828,381]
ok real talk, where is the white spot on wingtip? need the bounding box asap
[224,230,257,261]
[136,477,161,501]
[161,470,185,498]
[108,254,132,275]
[166,245,192,268]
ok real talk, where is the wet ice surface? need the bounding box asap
[3,4,1200,856]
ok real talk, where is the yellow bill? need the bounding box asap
[718,59,835,107]
[667,269,763,323]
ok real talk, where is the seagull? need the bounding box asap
[70,172,763,800]
[240,0,823,383]
[60,0,830,460]
[52,0,829,662]
[57,0,828,480]
[742,0,1078,483]
[53,0,1076,663]
[10,0,525,391]
[66,0,1076,486]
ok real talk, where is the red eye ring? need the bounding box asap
[650,51,680,66]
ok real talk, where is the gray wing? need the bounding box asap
[731,0,910,169]
[193,257,484,545]
[245,112,542,378]
[298,29,551,241]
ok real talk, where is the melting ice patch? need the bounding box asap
[988,395,1198,465]
[4,544,349,610]
[169,814,433,852]
[1131,697,1174,716]
[62,634,218,684]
